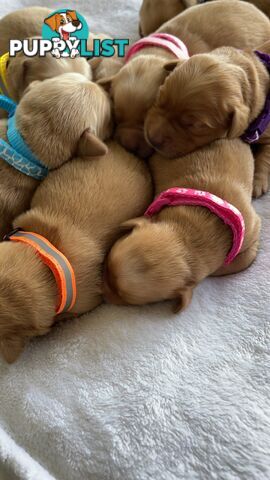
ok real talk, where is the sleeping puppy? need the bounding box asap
[139,0,270,37]
[0,143,152,363]
[0,72,111,239]
[104,139,260,310]
[99,0,270,158]
[144,42,270,197]
[3,38,91,102]
[0,6,52,56]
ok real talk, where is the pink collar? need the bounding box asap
[125,33,189,63]
[144,188,245,265]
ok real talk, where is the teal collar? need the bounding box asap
[0,95,48,180]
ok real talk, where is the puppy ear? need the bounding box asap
[0,336,26,363]
[76,129,108,157]
[44,14,57,31]
[164,60,180,72]
[228,103,250,138]
[7,57,30,100]
[173,283,196,313]
[97,76,115,93]
[120,217,150,232]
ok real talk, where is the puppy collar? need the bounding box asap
[242,51,270,144]
[125,33,189,63]
[4,229,77,315]
[0,53,11,99]
[0,94,48,180]
[145,187,245,265]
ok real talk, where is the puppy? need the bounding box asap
[145,42,270,197]
[3,38,91,103]
[99,0,270,158]
[0,141,152,363]
[0,6,52,56]
[139,0,270,37]
[0,72,111,239]
[104,139,260,310]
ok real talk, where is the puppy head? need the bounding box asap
[16,72,112,169]
[99,55,171,158]
[0,242,55,363]
[145,53,250,158]
[6,38,92,102]
[104,218,195,311]
[139,0,186,37]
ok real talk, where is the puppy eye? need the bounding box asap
[67,16,72,22]
[60,19,65,24]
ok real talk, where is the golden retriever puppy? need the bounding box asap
[139,0,270,37]
[0,7,51,55]
[0,72,112,239]
[0,138,152,363]
[104,139,260,310]
[4,39,91,102]
[99,0,270,158]
[145,43,270,197]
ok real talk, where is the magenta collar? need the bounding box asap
[144,188,245,265]
[125,33,189,63]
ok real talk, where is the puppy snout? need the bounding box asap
[72,19,80,27]
[146,123,165,149]
[116,127,153,158]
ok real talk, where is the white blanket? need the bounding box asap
[0,1,270,479]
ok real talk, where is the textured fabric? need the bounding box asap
[145,187,245,265]
[0,2,269,480]
[125,33,189,62]
[242,51,270,144]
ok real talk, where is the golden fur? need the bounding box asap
[139,0,270,37]
[87,33,124,81]
[0,72,112,239]
[104,139,260,311]
[139,0,192,37]
[99,0,270,158]
[0,6,52,56]
[0,139,152,363]
[6,38,92,102]
[145,43,270,196]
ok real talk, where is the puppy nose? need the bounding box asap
[72,19,80,26]
[146,124,165,149]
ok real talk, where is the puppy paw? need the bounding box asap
[253,172,269,198]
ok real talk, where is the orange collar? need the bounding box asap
[4,228,77,314]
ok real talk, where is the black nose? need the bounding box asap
[72,19,80,27]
